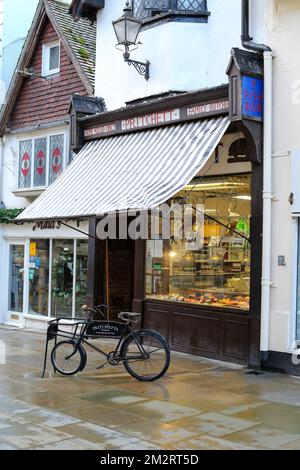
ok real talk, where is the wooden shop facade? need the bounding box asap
[18,49,265,367]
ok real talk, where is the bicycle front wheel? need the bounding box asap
[51,340,86,376]
[121,330,170,382]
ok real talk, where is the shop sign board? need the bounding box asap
[83,99,229,140]
[32,221,61,231]
[242,76,264,121]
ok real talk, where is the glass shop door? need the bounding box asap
[7,242,26,324]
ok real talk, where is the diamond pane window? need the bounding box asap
[49,135,64,184]
[19,140,32,188]
[177,0,207,11]
[49,45,60,71]
[34,138,47,187]
[133,0,208,19]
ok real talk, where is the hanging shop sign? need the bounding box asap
[83,98,229,140]
[241,76,263,120]
[227,48,264,123]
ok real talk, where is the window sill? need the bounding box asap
[140,10,210,29]
[12,187,46,198]
[41,71,60,79]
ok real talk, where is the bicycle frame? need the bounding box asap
[42,316,149,377]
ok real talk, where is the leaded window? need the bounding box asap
[34,138,47,187]
[19,140,32,189]
[49,134,64,184]
[133,0,208,20]
[18,134,66,190]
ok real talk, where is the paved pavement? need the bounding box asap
[0,326,300,450]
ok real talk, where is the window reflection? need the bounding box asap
[52,240,74,318]
[8,245,24,313]
[29,240,50,316]
[75,240,88,317]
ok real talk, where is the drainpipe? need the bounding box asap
[0,137,5,209]
[241,0,273,359]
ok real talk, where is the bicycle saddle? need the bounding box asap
[118,312,142,323]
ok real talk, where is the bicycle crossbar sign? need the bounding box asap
[86,321,126,338]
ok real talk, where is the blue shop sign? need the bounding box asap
[242,76,264,120]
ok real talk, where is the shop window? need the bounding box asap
[8,245,25,313]
[75,240,88,317]
[145,174,251,311]
[26,238,88,319]
[18,140,32,189]
[51,240,74,318]
[18,134,66,189]
[42,41,60,77]
[29,240,50,317]
[133,0,209,20]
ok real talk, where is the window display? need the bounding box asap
[75,240,88,317]
[51,240,74,318]
[29,240,50,316]
[8,245,25,313]
[145,174,251,311]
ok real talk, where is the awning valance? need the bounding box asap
[17,116,230,221]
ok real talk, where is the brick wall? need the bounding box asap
[10,18,88,130]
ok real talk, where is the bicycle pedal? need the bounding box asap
[96,363,107,370]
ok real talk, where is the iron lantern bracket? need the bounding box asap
[124,54,150,81]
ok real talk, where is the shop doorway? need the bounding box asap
[105,239,134,321]
[7,242,26,325]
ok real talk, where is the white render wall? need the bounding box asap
[264,0,300,353]
[95,0,264,109]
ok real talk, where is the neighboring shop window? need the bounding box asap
[145,174,251,311]
[27,238,88,319]
[29,240,50,317]
[49,134,64,184]
[52,240,74,318]
[18,140,32,188]
[75,240,88,317]
[8,245,25,313]
[18,134,65,189]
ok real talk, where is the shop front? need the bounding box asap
[16,50,264,365]
[1,221,89,328]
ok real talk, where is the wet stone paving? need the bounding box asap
[0,326,300,450]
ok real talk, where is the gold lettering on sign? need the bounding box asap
[84,123,117,138]
[121,109,180,131]
[187,100,229,117]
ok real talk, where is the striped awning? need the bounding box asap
[17,116,230,221]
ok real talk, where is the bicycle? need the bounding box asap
[42,305,170,382]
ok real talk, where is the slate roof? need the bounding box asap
[47,0,97,88]
[0,0,98,136]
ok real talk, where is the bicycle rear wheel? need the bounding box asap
[121,330,170,382]
[51,340,86,376]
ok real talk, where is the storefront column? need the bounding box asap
[132,238,145,315]
[249,161,263,367]
[86,218,104,307]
